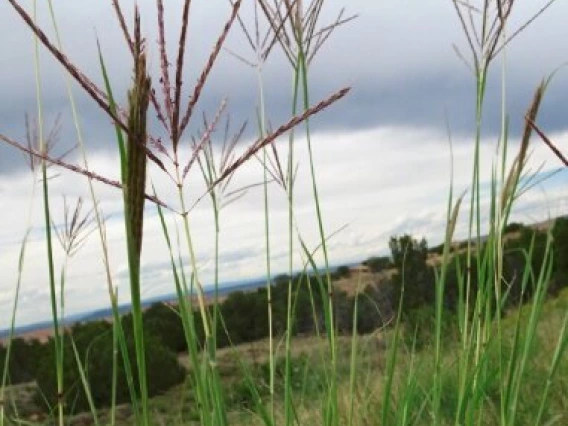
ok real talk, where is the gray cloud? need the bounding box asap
[2,1,567,176]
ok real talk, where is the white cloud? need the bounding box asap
[2,124,567,328]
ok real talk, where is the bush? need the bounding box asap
[504,227,549,301]
[334,265,351,279]
[363,256,392,272]
[220,290,268,345]
[504,222,526,234]
[428,243,445,255]
[401,306,459,351]
[553,217,568,291]
[354,284,394,334]
[35,320,185,413]
[390,234,435,314]
[0,337,45,384]
[143,302,186,353]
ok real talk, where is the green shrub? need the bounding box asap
[504,222,526,234]
[220,290,269,345]
[334,265,351,279]
[0,337,45,384]
[553,217,568,291]
[143,302,186,353]
[35,321,185,413]
[401,306,459,351]
[354,284,394,334]
[363,256,393,272]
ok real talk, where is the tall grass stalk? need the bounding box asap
[256,3,353,424]
[253,45,276,422]
[196,140,222,352]
[296,35,339,426]
[155,201,214,425]
[283,65,300,426]
[176,184,226,425]
[535,304,568,425]
[30,2,65,424]
[0,221,34,426]
[260,95,277,424]
[446,2,561,425]
[231,8,285,419]
[123,17,150,426]
[0,115,43,425]
[347,271,365,426]
[192,110,255,425]
[97,49,143,424]
[39,1,142,422]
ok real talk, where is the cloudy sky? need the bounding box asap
[1,0,567,329]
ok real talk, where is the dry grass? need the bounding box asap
[334,268,395,297]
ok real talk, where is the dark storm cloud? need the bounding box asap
[2,1,567,176]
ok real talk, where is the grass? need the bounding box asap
[4,286,567,425]
[1,0,568,425]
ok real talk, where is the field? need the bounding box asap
[3,284,567,425]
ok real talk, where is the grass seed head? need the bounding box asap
[126,10,152,257]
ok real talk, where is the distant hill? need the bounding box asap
[0,277,266,341]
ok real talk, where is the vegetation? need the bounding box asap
[362,256,393,272]
[33,320,185,413]
[1,0,568,425]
